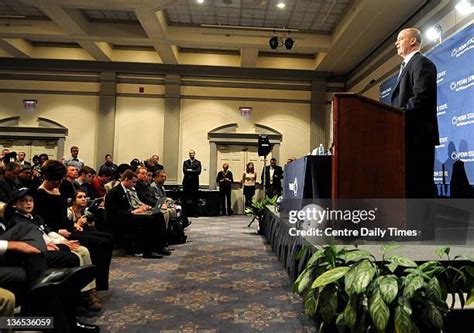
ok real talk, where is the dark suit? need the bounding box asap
[135,180,157,207]
[0,177,20,203]
[182,159,201,215]
[261,165,284,197]
[391,52,439,198]
[105,184,166,254]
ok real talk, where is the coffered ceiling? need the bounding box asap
[0,0,434,75]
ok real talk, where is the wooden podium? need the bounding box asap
[332,93,405,199]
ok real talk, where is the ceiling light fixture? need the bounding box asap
[284,37,294,50]
[268,33,294,50]
[276,2,286,9]
[269,36,279,49]
[426,24,443,44]
[455,0,473,14]
[197,0,204,4]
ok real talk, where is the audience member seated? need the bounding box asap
[135,166,158,207]
[0,162,21,205]
[151,170,190,230]
[98,154,117,178]
[0,224,99,333]
[145,154,164,174]
[75,166,96,200]
[18,165,34,189]
[91,168,111,199]
[105,169,170,258]
[104,163,130,192]
[61,165,79,203]
[34,160,112,291]
[4,188,102,311]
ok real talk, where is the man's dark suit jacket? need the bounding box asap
[390,52,439,147]
[0,177,20,203]
[105,184,134,223]
[261,165,284,191]
[391,52,439,198]
[0,219,46,253]
[135,181,157,207]
[182,159,201,190]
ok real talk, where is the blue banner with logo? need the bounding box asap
[380,23,474,192]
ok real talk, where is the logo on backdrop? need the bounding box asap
[380,87,392,100]
[288,177,298,197]
[450,75,474,92]
[437,103,448,116]
[451,113,474,127]
[437,70,447,85]
[436,137,448,148]
[451,37,474,58]
[452,150,474,162]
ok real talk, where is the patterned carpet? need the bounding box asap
[90,215,315,333]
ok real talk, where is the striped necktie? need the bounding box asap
[397,61,405,80]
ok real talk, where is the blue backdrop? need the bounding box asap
[380,24,474,194]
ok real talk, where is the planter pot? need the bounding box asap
[443,309,474,333]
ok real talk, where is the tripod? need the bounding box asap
[248,155,267,228]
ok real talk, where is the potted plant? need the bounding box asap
[293,244,474,333]
[245,196,278,233]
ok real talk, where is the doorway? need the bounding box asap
[216,145,271,214]
[0,139,58,163]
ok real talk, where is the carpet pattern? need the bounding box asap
[91,216,315,332]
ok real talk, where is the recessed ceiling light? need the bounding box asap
[197,0,204,4]
[276,2,286,9]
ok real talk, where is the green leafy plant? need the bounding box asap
[294,245,474,333]
[245,195,278,220]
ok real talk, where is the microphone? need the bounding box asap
[359,79,376,94]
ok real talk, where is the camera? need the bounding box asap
[84,198,103,223]
[2,151,17,164]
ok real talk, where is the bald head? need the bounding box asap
[395,28,422,58]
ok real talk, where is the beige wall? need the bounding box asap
[114,96,165,164]
[0,76,311,185]
[0,92,99,166]
[180,98,310,185]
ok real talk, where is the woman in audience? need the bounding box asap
[34,160,113,291]
[241,162,257,208]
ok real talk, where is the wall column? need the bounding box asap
[310,80,330,149]
[57,137,65,160]
[163,74,181,184]
[96,72,116,169]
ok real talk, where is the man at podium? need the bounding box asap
[391,27,439,198]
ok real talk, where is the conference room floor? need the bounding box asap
[88,215,314,333]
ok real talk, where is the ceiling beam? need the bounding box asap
[0,57,330,81]
[240,47,259,68]
[135,7,178,64]
[22,1,111,61]
[153,43,178,64]
[0,39,32,58]
[79,41,112,61]
[0,21,329,54]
